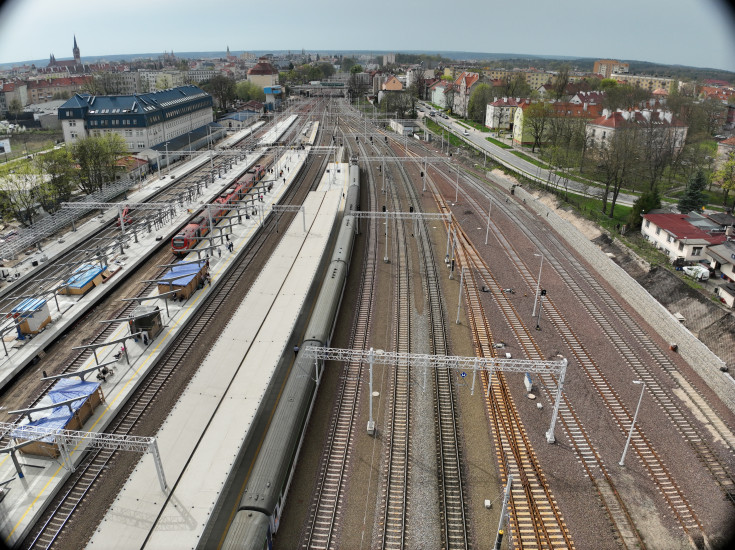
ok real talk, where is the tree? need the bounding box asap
[206,75,236,109]
[524,102,554,153]
[0,163,42,226]
[467,83,493,124]
[627,188,662,229]
[35,148,75,214]
[348,72,367,102]
[235,81,265,102]
[8,98,22,119]
[677,169,708,214]
[341,57,356,73]
[603,83,651,111]
[443,85,455,115]
[350,64,363,75]
[551,65,570,101]
[318,63,335,79]
[493,74,530,99]
[712,157,735,207]
[594,123,641,217]
[72,134,127,194]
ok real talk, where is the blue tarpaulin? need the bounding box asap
[159,260,206,287]
[64,263,106,289]
[11,378,101,442]
[10,297,47,316]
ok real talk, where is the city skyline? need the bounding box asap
[0,0,734,73]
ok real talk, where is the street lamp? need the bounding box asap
[532,253,544,317]
[619,380,646,467]
[165,142,170,176]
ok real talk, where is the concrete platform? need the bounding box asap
[0,146,312,547]
[0,144,266,392]
[86,163,349,548]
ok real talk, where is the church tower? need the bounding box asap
[73,35,80,64]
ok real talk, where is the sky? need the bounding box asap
[0,0,734,72]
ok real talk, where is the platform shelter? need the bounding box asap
[11,378,103,457]
[157,260,208,300]
[8,298,51,337]
[59,263,110,295]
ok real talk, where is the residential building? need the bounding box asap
[187,69,217,84]
[429,81,451,109]
[707,237,735,307]
[586,108,688,152]
[382,54,396,66]
[593,59,629,78]
[485,97,526,131]
[569,91,605,105]
[512,100,601,145]
[247,58,279,89]
[615,74,674,92]
[381,76,403,92]
[452,71,480,118]
[26,76,91,104]
[139,70,185,92]
[699,85,735,102]
[57,85,213,153]
[641,211,727,263]
[0,82,28,110]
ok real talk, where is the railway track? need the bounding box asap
[301,138,378,549]
[390,137,470,549]
[430,159,712,546]
[429,187,575,549]
[379,131,412,550]
[19,120,330,550]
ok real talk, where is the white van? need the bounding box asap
[462,129,470,137]
[683,265,709,281]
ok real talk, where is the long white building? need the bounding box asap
[58,85,213,152]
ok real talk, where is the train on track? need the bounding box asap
[220,156,360,550]
[171,164,266,256]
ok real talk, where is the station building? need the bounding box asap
[57,85,214,153]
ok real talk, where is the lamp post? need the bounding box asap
[532,253,544,317]
[165,142,170,176]
[619,380,646,467]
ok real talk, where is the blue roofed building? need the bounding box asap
[264,86,283,111]
[57,85,214,152]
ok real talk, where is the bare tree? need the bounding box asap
[551,65,570,101]
[524,102,554,153]
[0,163,41,226]
[594,124,641,217]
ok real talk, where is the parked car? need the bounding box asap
[463,129,470,136]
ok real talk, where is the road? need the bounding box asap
[416,105,639,207]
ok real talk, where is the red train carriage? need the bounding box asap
[171,164,266,256]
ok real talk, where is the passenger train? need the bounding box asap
[220,156,360,549]
[171,164,265,256]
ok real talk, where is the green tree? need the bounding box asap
[350,64,363,74]
[627,188,662,229]
[235,81,265,102]
[712,157,735,207]
[599,78,618,91]
[594,124,641,217]
[0,163,42,226]
[35,148,75,214]
[72,134,127,194]
[467,83,493,124]
[677,169,708,214]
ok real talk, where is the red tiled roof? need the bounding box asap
[720,136,735,146]
[550,101,602,118]
[589,109,686,128]
[643,213,727,244]
[454,71,479,89]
